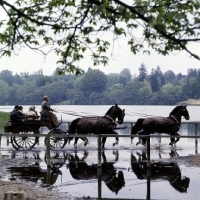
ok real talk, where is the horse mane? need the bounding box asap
[169,105,184,116]
[105,106,115,115]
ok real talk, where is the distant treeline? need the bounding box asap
[0,65,199,105]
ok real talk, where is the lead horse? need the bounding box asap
[131,105,190,146]
[68,104,125,149]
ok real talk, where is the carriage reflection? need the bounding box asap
[7,152,62,186]
[131,151,190,193]
[66,151,125,194]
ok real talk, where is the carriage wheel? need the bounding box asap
[11,126,38,150]
[44,129,68,150]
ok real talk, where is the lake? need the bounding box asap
[0,105,200,199]
[1,104,200,122]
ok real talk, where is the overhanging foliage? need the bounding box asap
[0,0,200,74]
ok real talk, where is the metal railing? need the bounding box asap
[0,121,200,200]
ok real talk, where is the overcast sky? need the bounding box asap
[0,38,199,76]
[0,0,200,76]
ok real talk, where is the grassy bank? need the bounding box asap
[0,111,9,131]
[177,99,200,105]
[0,111,9,122]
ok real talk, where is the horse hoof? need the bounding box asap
[113,143,115,147]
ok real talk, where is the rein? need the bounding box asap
[56,109,186,120]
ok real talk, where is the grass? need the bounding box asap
[0,111,10,131]
[177,99,200,105]
[0,111,10,122]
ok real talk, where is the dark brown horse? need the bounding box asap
[131,105,190,146]
[68,103,125,149]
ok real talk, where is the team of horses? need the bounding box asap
[67,104,190,149]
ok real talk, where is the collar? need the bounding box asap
[170,115,180,124]
[105,115,117,125]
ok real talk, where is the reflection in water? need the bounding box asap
[7,152,62,186]
[3,148,196,199]
[67,151,125,194]
[131,150,190,193]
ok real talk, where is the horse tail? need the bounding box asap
[131,118,145,141]
[68,118,81,143]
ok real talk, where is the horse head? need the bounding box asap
[105,104,125,124]
[181,105,190,120]
[169,105,190,121]
[115,103,125,124]
[106,170,125,194]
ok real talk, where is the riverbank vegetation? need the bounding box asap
[0,66,200,105]
[0,112,9,121]
[0,112,9,129]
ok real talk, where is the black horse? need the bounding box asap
[67,151,125,194]
[68,103,125,149]
[131,152,190,193]
[131,105,190,146]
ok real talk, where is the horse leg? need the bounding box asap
[169,133,179,147]
[112,130,119,147]
[74,137,79,149]
[130,118,145,144]
[113,150,119,161]
[102,137,107,149]
[80,137,89,146]
[174,133,180,145]
[136,131,147,147]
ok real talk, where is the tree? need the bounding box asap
[0,70,14,86]
[119,68,132,82]
[1,1,200,74]
[79,69,107,95]
[138,63,147,82]
[0,80,10,104]
[149,69,159,92]
[106,73,120,88]
[164,70,176,83]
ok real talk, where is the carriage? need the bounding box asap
[4,115,68,150]
[4,104,125,151]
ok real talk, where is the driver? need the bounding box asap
[41,95,59,128]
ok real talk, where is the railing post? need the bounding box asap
[7,136,9,146]
[146,136,151,200]
[46,134,51,185]
[159,133,161,144]
[195,123,198,154]
[97,135,102,200]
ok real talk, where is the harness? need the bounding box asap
[104,115,117,127]
[169,115,180,125]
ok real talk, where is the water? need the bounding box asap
[1,104,200,122]
[1,105,200,199]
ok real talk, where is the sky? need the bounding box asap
[0,1,200,77]
[0,39,199,77]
